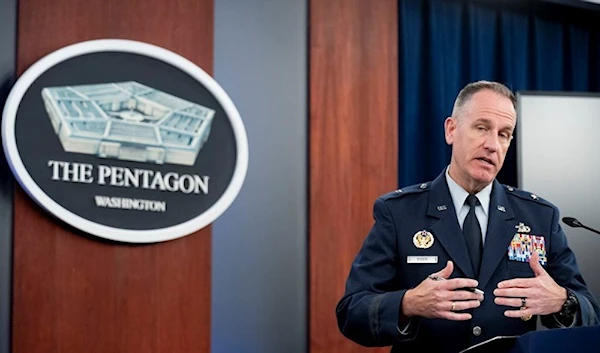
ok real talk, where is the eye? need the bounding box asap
[499,132,511,140]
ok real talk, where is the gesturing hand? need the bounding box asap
[402,260,484,321]
[494,252,567,319]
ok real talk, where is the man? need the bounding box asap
[335,81,600,352]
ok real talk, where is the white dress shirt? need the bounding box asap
[445,166,492,245]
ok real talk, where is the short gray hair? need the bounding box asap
[451,80,516,118]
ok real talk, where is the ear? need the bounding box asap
[444,117,456,145]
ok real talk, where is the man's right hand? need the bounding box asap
[401,260,484,320]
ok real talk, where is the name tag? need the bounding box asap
[407,256,438,264]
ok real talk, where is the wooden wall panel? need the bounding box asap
[309,0,399,352]
[14,1,213,352]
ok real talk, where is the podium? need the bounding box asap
[460,325,600,353]
[509,325,600,353]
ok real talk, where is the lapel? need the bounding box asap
[477,180,516,289]
[426,172,475,278]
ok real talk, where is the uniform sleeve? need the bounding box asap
[335,197,419,347]
[540,206,600,328]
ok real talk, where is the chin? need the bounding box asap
[476,175,494,185]
[470,171,495,185]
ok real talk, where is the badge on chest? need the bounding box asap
[408,230,438,263]
[413,230,434,249]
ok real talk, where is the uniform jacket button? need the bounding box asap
[472,326,482,336]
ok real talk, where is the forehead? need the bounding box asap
[462,90,516,126]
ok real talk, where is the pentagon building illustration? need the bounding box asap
[41,81,215,166]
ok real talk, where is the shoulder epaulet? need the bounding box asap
[503,184,554,208]
[380,182,430,201]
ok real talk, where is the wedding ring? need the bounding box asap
[451,301,456,311]
[520,303,532,321]
[521,297,526,308]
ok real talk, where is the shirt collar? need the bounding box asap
[445,165,492,216]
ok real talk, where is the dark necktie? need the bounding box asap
[464,194,483,278]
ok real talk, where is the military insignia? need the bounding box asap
[497,205,506,213]
[413,230,434,249]
[515,222,531,233]
[507,233,547,266]
[437,205,447,211]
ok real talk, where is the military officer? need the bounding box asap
[335,81,600,353]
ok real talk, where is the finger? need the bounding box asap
[454,287,485,301]
[494,297,527,308]
[529,252,546,276]
[444,278,479,290]
[497,278,532,289]
[448,290,483,302]
[494,288,532,298]
[439,312,473,321]
[450,300,481,312]
[504,308,534,319]
[433,260,454,279]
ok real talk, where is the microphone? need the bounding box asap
[562,217,600,235]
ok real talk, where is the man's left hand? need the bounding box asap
[494,252,567,318]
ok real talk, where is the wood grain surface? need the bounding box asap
[310,0,399,352]
[13,1,213,352]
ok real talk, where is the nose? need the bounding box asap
[483,132,500,152]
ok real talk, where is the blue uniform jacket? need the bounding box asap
[336,171,600,352]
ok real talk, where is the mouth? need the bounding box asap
[475,157,495,167]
